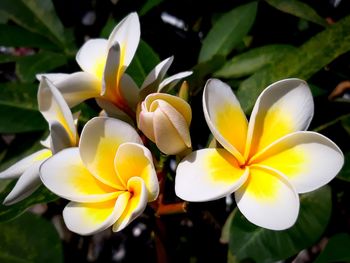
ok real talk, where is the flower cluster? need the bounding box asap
[0,12,344,234]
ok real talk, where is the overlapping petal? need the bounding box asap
[157,71,193,93]
[203,79,247,164]
[3,162,43,205]
[42,72,101,108]
[79,117,142,188]
[114,143,159,201]
[63,193,130,235]
[235,166,299,230]
[40,148,120,203]
[153,100,191,154]
[0,149,51,179]
[113,177,148,232]
[175,149,249,202]
[245,78,313,159]
[140,56,174,98]
[76,39,108,79]
[38,77,77,147]
[250,131,344,193]
[107,12,140,73]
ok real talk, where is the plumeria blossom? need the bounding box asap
[138,56,192,100]
[175,78,344,230]
[0,77,77,205]
[39,13,141,122]
[40,117,159,235]
[138,93,192,155]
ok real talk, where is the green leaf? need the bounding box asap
[266,0,328,27]
[140,0,164,16]
[229,186,332,263]
[337,151,350,182]
[198,2,258,63]
[237,15,350,113]
[16,51,68,82]
[214,44,297,78]
[126,39,160,87]
[314,233,350,263]
[100,17,117,39]
[0,24,58,50]
[220,209,236,244]
[0,212,63,262]
[0,0,70,49]
[0,54,18,64]
[189,55,226,95]
[0,183,58,222]
[0,82,46,133]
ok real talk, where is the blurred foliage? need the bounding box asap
[0,0,349,262]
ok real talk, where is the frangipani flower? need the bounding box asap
[0,77,77,205]
[139,56,193,100]
[40,117,159,235]
[39,13,141,122]
[175,78,344,230]
[138,93,192,155]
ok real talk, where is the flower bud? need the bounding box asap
[138,93,192,155]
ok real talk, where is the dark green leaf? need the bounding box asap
[0,25,58,50]
[0,183,58,222]
[0,82,46,133]
[337,151,350,182]
[16,51,68,82]
[220,209,236,244]
[229,186,332,263]
[0,0,70,48]
[189,55,226,95]
[214,44,297,78]
[100,17,116,39]
[266,0,328,27]
[140,0,164,16]
[314,233,350,263]
[237,15,350,113]
[126,39,160,87]
[0,54,18,64]
[0,212,63,262]
[198,2,258,63]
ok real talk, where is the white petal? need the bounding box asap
[3,161,45,205]
[203,79,247,164]
[113,177,148,232]
[52,72,101,108]
[139,56,173,99]
[101,43,120,98]
[49,121,73,154]
[120,73,139,111]
[175,149,248,202]
[76,39,108,79]
[251,131,344,193]
[36,73,69,83]
[137,108,155,141]
[0,149,51,179]
[153,101,191,154]
[38,77,77,147]
[79,117,142,188]
[40,135,51,149]
[245,78,313,159]
[235,166,299,230]
[114,143,159,201]
[107,12,140,70]
[63,193,130,235]
[40,148,120,203]
[158,71,193,93]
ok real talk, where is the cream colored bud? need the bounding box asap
[138,93,192,155]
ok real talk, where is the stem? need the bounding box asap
[313,113,350,132]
